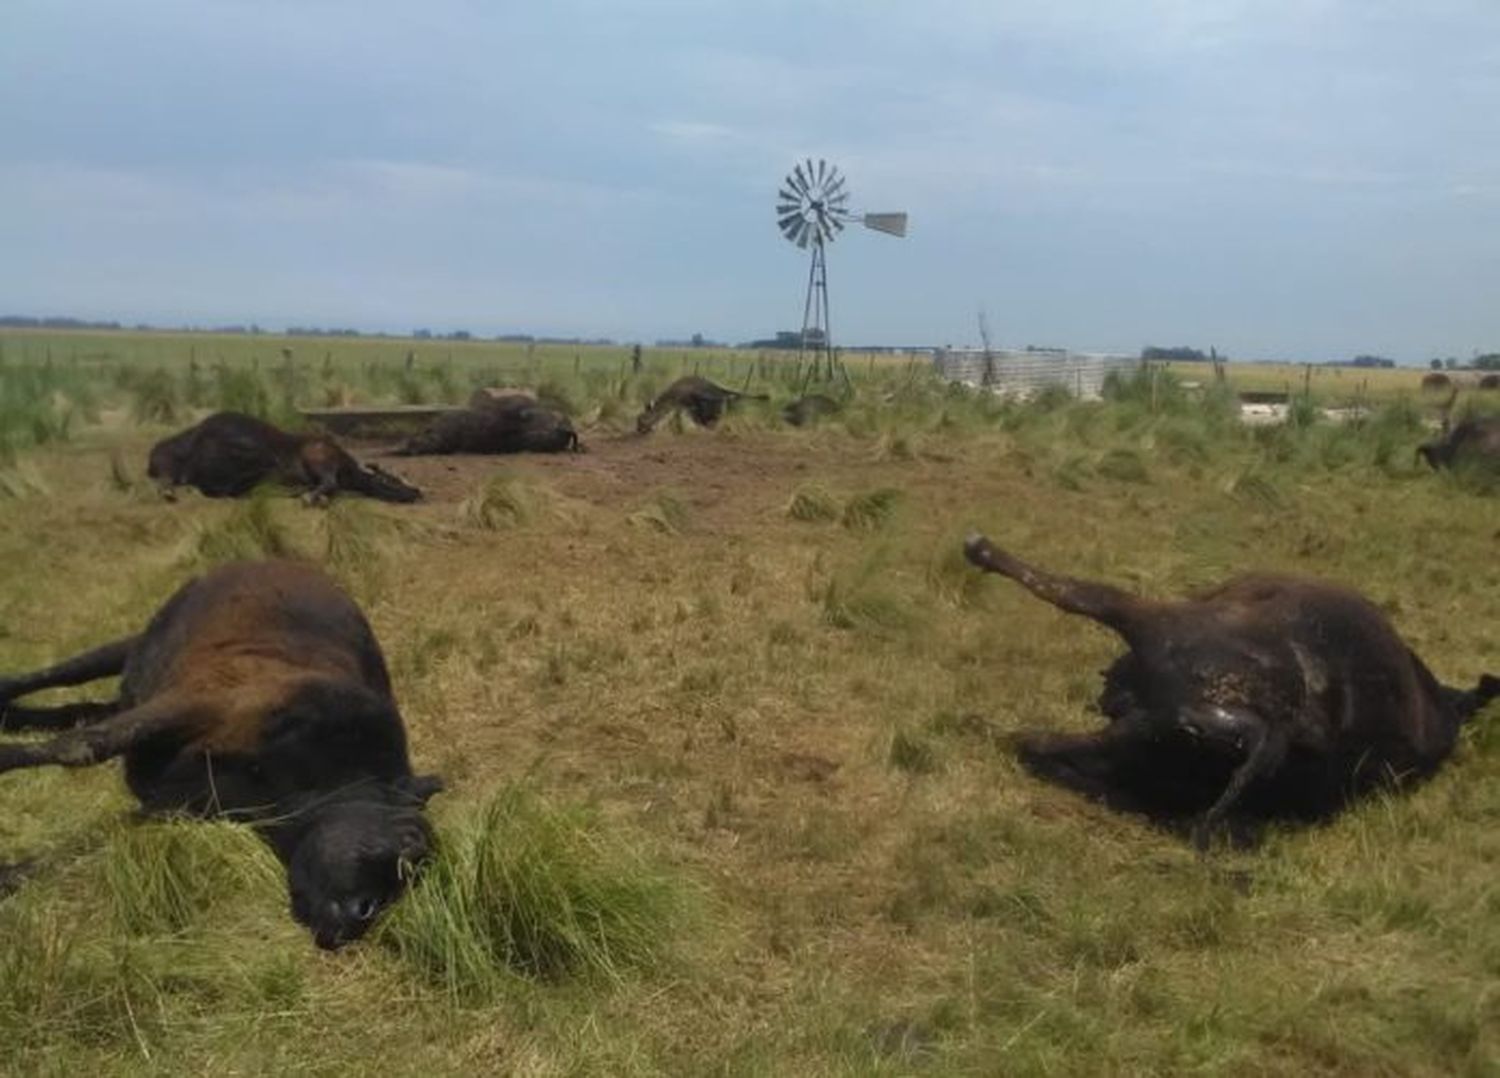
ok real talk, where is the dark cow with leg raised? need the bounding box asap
[149,411,422,505]
[963,534,1497,847]
[635,377,769,434]
[1416,415,1500,472]
[0,561,442,949]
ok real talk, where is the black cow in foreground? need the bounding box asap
[149,412,422,505]
[963,534,1498,848]
[635,377,769,434]
[0,561,442,949]
[395,390,580,455]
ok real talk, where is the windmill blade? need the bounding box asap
[826,175,848,202]
[796,220,811,248]
[778,186,801,204]
[816,158,827,189]
[778,212,804,237]
[777,202,802,218]
[862,212,908,237]
[793,162,811,195]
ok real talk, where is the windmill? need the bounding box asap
[776,158,906,381]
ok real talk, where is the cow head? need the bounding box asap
[286,774,443,950]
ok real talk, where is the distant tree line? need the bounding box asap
[1141,345,1208,362]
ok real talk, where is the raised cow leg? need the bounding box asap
[963,535,1154,643]
[0,637,138,706]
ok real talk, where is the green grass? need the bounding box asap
[0,330,1497,1073]
[379,784,689,1000]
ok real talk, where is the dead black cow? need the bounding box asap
[636,377,768,434]
[395,392,580,455]
[149,411,422,505]
[1416,415,1500,472]
[0,561,442,949]
[963,534,1498,847]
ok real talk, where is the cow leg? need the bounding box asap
[0,637,138,706]
[2,699,122,732]
[0,696,190,776]
[1014,714,1154,808]
[963,535,1153,643]
[1186,707,1286,851]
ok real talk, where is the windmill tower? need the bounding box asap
[776,159,907,381]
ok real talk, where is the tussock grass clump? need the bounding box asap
[188,490,301,565]
[459,474,551,530]
[0,459,51,500]
[628,491,690,534]
[380,785,687,1000]
[129,367,181,424]
[786,483,841,523]
[102,819,280,937]
[841,487,902,531]
[1095,448,1151,484]
[321,497,395,596]
[888,728,940,775]
[817,558,925,637]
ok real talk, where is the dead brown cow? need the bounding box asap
[963,534,1498,847]
[635,376,769,434]
[149,411,422,505]
[0,561,442,949]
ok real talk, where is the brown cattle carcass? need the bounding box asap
[962,535,1497,847]
[148,412,421,504]
[0,561,442,949]
[635,377,769,434]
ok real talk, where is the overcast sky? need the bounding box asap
[3,1,1498,361]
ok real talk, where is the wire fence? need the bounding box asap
[931,348,1140,400]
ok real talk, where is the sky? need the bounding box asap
[2,1,1498,362]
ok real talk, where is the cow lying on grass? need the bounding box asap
[149,411,422,505]
[963,534,1498,847]
[1416,415,1500,472]
[635,377,769,434]
[0,561,442,949]
[395,390,581,455]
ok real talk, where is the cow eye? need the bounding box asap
[352,896,379,921]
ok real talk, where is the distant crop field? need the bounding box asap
[1163,359,1457,403]
[1,330,1497,1073]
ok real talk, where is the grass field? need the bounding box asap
[1,330,1497,1074]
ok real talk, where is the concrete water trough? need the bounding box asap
[300,405,460,439]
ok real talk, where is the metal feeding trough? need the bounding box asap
[299,405,459,439]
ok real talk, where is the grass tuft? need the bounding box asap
[380,785,687,1000]
[187,488,301,565]
[102,819,280,937]
[628,491,690,534]
[786,483,842,523]
[841,487,902,531]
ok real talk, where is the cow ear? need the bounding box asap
[399,774,444,805]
